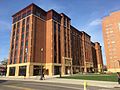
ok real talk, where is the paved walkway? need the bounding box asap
[0,76,120,89]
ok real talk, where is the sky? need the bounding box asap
[0,0,120,64]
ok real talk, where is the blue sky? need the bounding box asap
[0,0,120,64]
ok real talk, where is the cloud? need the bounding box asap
[89,19,102,26]
[0,20,11,30]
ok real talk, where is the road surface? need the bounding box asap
[0,80,119,90]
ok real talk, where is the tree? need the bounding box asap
[0,58,8,76]
[0,58,8,65]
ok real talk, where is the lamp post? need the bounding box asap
[40,48,43,80]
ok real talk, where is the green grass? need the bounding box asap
[61,73,118,82]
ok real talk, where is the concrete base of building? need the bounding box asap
[6,62,73,77]
[108,68,120,73]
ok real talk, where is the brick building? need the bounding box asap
[7,3,103,77]
[102,11,120,72]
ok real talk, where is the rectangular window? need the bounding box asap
[36,12,41,17]
[25,40,28,47]
[9,67,15,76]
[24,55,27,63]
[16,36,19,42]
[22,34,24,40]
[19,57,22,63]
[27,10,32,16]
[19,66,26,76]
[17,22,20,28]
[64,18,66,26]
[22,13,26,18]
[18,15,21,21]
[26,25,29,32]
[15,43,18,49]
[58,24,61,63]
[13,17,17,23]
[20,48,23,56]
[26,17,30,24]
[54,22,57,63]
[14,58,16,64]
[17,29,19,34]
[26,32,29,38]
[22,27,25,33]
[22,19,25,26]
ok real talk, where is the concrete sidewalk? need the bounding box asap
[0,76,120,89]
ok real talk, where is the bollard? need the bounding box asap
[84,81,87,90]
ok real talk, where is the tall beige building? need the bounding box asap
[102,11,120,72]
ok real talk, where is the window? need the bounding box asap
[15,43,18,49]
[26,17,30,24]
[22,13,26,18]
[26,32,29,38]
[13,17,17,23]
[9,67,15,76]
[26,25,29,32]
[14,58,16,64]
[27,10,32,16]
[58,24,61,63]
[25,40,28,47]
[17,29,19,34]
[16,36,19,42]
[22,27,25,33]
[22,19,25,26]
[54,22,57,63]
[17,22,20,28]
[24,55,27,63]
[18,15,21,21]
[20,48,23,56]
[19,57,22,63]
[36,12,41,17]
[19,66,26,76]
[64,18,66,26]
[22,34,24,40]
[21,41,24,47]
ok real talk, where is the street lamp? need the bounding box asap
[40,48,43,80]
[25,48,28,63]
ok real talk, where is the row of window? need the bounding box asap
[13,10,32,23]
[10,17,30,64]
[54,22,61,63]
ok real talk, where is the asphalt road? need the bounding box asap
[0,80,119,90]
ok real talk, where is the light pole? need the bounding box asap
[24,48,28,63]
[40,48,43,80]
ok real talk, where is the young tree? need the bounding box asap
[0,58,8,75]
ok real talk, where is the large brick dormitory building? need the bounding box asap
[7,3,103,77]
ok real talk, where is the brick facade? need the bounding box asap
[7,3,103,77]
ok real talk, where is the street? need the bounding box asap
[0,80,119,90]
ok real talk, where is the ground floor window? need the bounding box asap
[54,66,60,75]
[33,65,41,76]
[9,67,15,76]
[19,66,26,76]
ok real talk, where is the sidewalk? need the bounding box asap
[0,76,120,88]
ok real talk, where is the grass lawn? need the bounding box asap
[61,73,118,82]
